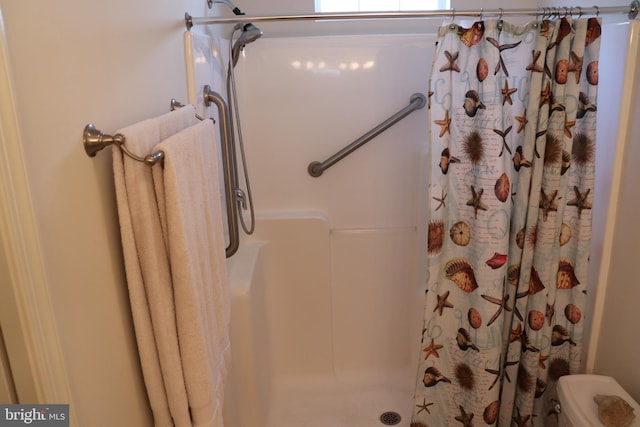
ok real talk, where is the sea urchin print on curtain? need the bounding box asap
[413,17,600,427]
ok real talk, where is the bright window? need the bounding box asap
[315,0,449,13]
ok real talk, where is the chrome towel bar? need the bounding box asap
[82,99,207,165]
[83,123,167,165]
[307,92,426,178]
[83,91,240,258]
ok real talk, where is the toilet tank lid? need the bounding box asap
[558,375,640,427]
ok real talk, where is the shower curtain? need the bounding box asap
[413,17,600,427]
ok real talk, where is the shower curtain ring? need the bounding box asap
[480,7,484,20]
[593,5,600,17]
[499,7,504,20]
[450,8,456,22]
[563,6,569,17]
[577,6,583,17]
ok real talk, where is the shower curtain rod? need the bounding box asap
[185,1,639,28]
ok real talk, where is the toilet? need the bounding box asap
[557,374,640,426]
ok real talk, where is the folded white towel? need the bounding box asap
[153,119,230,427]
[112,106,204,427]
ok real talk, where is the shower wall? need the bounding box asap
[237,35,432,230]
[208,34,439,424]
[234,32,434,375]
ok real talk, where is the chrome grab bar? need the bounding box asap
[203,85,240,258]
[307,92,426,177]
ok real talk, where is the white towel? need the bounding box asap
[113,106,229,427]
[153,119,230,427]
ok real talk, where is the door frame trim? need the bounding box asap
[0,8,75,420]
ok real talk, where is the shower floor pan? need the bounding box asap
[266,371,414,427]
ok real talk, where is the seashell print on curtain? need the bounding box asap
[413,16,600,427]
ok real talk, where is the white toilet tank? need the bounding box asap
[557,374,640,427]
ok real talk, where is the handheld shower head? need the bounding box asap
[231,23,263,67]
[211,0,263,67]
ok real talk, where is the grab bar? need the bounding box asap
[203,85,240,258]
[307,92,426,177]
[82,93,240,258]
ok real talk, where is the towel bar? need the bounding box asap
[83,99,212,164]
[83,94,240,257]
[83,123,166,165]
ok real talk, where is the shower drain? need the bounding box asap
[379,411,401,425]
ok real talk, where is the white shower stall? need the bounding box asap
[186,30,434,426]
[184,10,630,425]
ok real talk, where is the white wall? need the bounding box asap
[592,19,640,401]
[0,0,212,425]
[537,0,640,397]
[594,75,640,399]
[535,0,633,375]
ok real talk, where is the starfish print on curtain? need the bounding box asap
[414,16,601,427]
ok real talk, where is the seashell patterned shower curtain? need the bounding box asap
[413,16,600,427]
